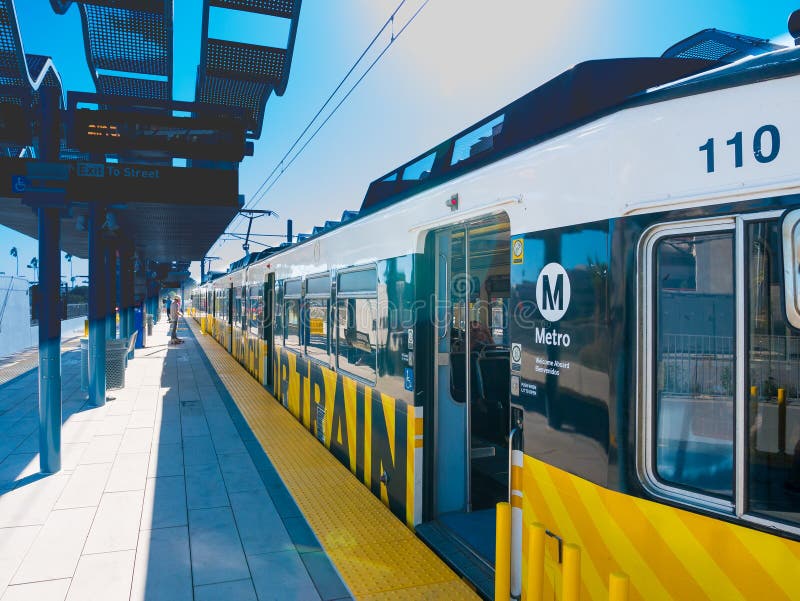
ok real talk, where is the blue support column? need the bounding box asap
[120,247,135,358]
[88,205,107,407]
[37,207,61,473]
[107,246,117,340]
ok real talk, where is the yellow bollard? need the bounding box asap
[84,319,88,337]
[562,543,580,601]
[778,388,786,453]
[609,572,629,601]
[495,502,511,601]
[525,521,545,601]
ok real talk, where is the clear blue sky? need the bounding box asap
[0,0,797,284]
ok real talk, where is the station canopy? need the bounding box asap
[0,0,302,264]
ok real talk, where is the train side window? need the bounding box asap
[451,114,504,166]
[305,274,331,363]
[284,278,302,351]
[336,267,378,384]
[747,219,800,526]
[402,152,435,181]
[653,231,735,501]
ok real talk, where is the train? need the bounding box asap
[192,22,800,601]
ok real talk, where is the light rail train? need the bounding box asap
[192,20,800,601]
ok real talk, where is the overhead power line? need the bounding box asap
[222,0,431,241]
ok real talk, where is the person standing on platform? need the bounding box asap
[169,296,183,344]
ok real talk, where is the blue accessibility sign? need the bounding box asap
[11,175,28,193]
[404,367,414,391]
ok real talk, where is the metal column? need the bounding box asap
[120,246,135,357]
[37,207,61,473]
[88,205,107,406]
[35,87,62,473]
[106,246,117,339]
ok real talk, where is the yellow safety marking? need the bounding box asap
[188,319,476,600]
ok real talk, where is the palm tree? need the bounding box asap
[65,253,73,290]
[9,247,18,276]
[27,257,38,282]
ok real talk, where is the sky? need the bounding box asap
[0,0,798,285]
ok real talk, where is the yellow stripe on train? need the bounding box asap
[521,456,800,601]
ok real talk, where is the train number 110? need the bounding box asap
[699,125,780,173]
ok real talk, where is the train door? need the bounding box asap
[421,213,511,580]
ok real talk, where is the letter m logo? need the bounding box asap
[540,274,563,311]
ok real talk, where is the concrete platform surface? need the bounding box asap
[0,318,351,601]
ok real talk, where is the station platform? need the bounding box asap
[0,318,478,600]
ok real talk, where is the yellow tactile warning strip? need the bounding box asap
[188,319,479,600]
[0,338,81,387]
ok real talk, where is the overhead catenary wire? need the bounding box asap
[220,0,431,243]
[248,0,431,210]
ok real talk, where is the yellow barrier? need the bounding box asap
[525,521,545,601]
[609,572,629,601]
[495,502,510,601]
[84,319,88,337]
[562,544,580,601]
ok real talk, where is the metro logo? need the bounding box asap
[536,263,571,322]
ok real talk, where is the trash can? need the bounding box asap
[134,308,144,349]
[106,339,128,390]
[146,314,153,336]
[80,338,89,391]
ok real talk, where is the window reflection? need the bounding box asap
[305,299,329,361]
[747,221,800,525]
[285,299,300,349]
[337,297,377,383]
[655,232,735,499]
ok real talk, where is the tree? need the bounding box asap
[9,247,18,276]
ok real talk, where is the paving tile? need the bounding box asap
[65,550,135,601]
[0,453,39,488]
[229,489,293,556]
[128,410,156,429]
[118,427,153,454]
[182,435,217,467]
[141,475,187,530]
[80,435,121,464]
[151,419,181,446]
[283,517,323,553]
[60,443,89,471]
[186,463,228,509]
[219,452,263,493]
[211,435,247,455]
[11,507,95,584]
[181,414,210,438]
[0,525,40,597]
[0,474,69,527]
[248,551,320,601]
[105,400,134,416]
[105,452,149,492]
[95,414,130,436]
[83,490,143,553]
[194,579,257,601]
[54,463,112,509]
[148,443,184,478]
[300,551,350,601]
[188,506,250,586]
[1,579,71,601]
[60,420,99,444]
[130,526,192,601]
